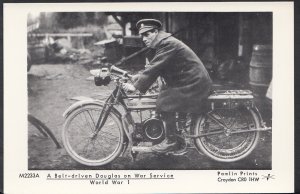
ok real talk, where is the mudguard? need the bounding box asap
[251,106,265,128]
[63,99,129,157]
[62,99,121,119]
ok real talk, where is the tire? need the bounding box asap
[62,104,124,166]
[193,107,260,162]
[27,53,32,72]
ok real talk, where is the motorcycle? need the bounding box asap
[62,65,271,166]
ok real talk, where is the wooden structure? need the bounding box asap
[28,33,93,41]
[27,33,93,63]
[107,12,272,93]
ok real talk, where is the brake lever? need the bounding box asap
[124,73,133,83]
[110,72,134,84]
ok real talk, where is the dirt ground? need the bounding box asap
[28,63,272,170]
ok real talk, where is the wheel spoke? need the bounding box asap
[72,120,91,135]
[75,136,92,148]
[197,108,260,161]
[82,139,92,154]
[228,117,237,130]
[99,130,120,139]
[72,120,85,131]
[62,105,124,166]
[207,112,228,129]
[83,110,95,133]
[98,135,120,144]
[78,113,91,133]
[87,110,97,127]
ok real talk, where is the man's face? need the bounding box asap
[141,29,158,47]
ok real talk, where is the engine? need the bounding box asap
[142,117,165,142]
[134,111,165,144]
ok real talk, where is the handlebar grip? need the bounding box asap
[110,65,134,82]
[125,74,134,83]
[110,65,128,75]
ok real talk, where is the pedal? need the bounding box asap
[167,149,188,156]
[130,150,138,162]
[131,146,153,153]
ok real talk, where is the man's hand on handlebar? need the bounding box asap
[131,74,140,82]
[122,83,137,92]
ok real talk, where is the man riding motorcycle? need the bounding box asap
[122,19,212,153]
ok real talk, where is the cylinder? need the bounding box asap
[249,44,272,96]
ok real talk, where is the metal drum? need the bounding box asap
[249,44,272,96]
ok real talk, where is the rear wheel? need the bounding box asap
[62,104,124,166]
[194,107,260,162]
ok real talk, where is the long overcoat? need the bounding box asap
[134,31,212,113]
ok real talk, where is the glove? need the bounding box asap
[122,83,136,92]
[131,74,140,82]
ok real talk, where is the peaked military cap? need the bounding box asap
[136,19,162,34]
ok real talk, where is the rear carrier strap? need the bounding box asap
[208,90,254,109]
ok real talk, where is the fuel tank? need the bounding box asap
[123,94,157,110]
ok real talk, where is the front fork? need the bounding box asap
[90,96,113,139]
[93,87,122,138]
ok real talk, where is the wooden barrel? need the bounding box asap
[249,44,272,96]
[28,45,46,64]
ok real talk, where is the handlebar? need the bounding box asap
[127,74,133,79]
[94,65,159,95]
[110,65,133,81]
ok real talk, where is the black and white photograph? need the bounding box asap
[4,2,294,193]
[27,11,272,170]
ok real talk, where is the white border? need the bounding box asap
[4,2,294,193]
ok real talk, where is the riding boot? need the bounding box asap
[152,112,178,153]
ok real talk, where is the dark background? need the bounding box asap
[1,0,298,193]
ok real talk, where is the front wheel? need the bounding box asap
[193,107,260,162]
[62,104,124,166]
